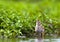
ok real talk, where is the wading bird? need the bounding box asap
[35,19,44,38]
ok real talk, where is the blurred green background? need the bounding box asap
[0,0,60,38]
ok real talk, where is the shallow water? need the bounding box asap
[0,37,60,42]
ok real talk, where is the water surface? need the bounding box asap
[0,37,60,42]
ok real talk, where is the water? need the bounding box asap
[0,37,60,42]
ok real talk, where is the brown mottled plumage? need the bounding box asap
[35,20,44,38]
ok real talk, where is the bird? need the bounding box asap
[35,19,44,38]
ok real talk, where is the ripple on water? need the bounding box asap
[27,38,60,42]
[0,38,60,42]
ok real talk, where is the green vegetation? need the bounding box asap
[0,0,60,38]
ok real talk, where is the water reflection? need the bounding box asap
[35,38,44,42]
[0,38,60,42]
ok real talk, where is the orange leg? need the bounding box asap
[41,32,44,38]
